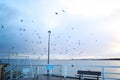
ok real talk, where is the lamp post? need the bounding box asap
[47,30,51,74]
[48,30,51,64]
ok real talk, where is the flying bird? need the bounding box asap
[55,12,58,15]
[62,9,65,13]
[20,19,23,22]
[1,25,4,28]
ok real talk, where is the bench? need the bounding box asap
[77,70,101,80]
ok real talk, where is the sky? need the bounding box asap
[0,0,120,59]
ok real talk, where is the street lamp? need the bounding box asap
[47,30,51,75]
[48,30,51,64]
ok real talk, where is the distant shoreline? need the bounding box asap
[0,58,120,61]
[70,58,120,61]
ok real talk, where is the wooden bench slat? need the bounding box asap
[77,70,101,76]
[77,70,101,80]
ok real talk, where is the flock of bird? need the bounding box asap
[0,9,98,59]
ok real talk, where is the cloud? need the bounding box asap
[0,3,19,24]
[59,0,120,19]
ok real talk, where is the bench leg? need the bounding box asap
[79,76,81,80]
[97,76,99,80]
[79,74,83,80]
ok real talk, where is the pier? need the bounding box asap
[1,63,120,80]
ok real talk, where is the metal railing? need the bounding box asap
[4,64,120,80]
[101,66,120,80]
[3,65,17,80]
[1,55,120,80]
[5,64,62,80]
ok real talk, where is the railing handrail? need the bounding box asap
[4,65,17,73]
[12,64,63,66]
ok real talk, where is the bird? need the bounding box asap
[78,43,81,45]
[20,19,23,22]
[19,28,22,31]
[25,40,27,42]
[72,27,74,29]
[1,25,4,28]
[55,12,58,15]
[23,29,26,31]
[62,9,65,12]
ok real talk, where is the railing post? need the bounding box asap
[10,70,13,80]
[63,65,67,78]
[37,66,39,75]
[49,69,52,76]
[102,66,104,80]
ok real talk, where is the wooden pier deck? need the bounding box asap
[39,76,78,80]
[19,75,78,80]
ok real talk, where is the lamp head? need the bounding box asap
[48,30,51,34]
